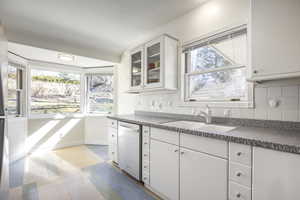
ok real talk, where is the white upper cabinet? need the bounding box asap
[250,0,300,81]
[129,34,178,92]
[129,46,144,90]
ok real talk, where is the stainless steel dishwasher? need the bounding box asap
[118,122,141,181]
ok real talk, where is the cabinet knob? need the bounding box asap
[236,172,242,177]
[112,135,114,137]
[143,177,147,180]
[144,166,147,169]
[180,151,185,155]
[112,152,115,154]
[253,70,258,74]
[174,149,179,153]
[144,154,147,157]
[144,142,148,145]
[236,152,242,156]
[236,193,241,198]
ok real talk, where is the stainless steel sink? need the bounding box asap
[163,121,236,133]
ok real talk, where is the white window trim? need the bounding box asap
[8,52,28,117]
[27,61,85,119]
[179,24,254,108]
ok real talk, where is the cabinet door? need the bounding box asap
[130,47,143,90]
[144,37,163,88]
[251,0,300,80]
[253,147,300,200]
[150,139,179,200]
[180,148,228,200]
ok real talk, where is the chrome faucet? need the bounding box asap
[196,105,212,124]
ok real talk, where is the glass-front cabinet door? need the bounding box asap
[144,37,163,88]
[130,47,143,90]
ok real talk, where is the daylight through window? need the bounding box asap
[86,74,113,114]
[183,26,248,102]
[7,63,24,116]
[30,69,81,114]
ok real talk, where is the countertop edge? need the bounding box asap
[107,116,300,155]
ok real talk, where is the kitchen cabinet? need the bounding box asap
[107,119,118,163]
[150,139,179,200]
[129,46,143,90]
[180,147,228,200]
[128,34,178,93]
[253,147,300,200]
[250,0,300,81]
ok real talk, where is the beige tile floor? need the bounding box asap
[9,145,156,200]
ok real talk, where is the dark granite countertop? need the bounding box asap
[108,114,300,155]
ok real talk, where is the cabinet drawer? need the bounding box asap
[143,126,150,137]
[142,162,150,172]
[229,162,251,187]
[151,128,179,145]
[229,182,251,200]
[142,173,150,184]
[107,119,118,129]
[229,143,252,166]
[108,128,118,143]
[180,133,228,158]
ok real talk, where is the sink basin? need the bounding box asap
[163,121,236,133]
[162,121,206,129]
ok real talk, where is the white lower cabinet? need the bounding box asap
[253,147,300,200]
[150,139,179,200]
[180,147,228,200]
[108,120,118,164]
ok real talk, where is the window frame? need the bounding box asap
[180,24,254,108]
[27,61,85,118]
[7,62,26,117]
[85,73,114,115]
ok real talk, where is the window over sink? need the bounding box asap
[182,25,253,107]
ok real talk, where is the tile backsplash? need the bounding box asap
[134,80,300,122]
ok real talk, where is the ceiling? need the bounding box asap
[9,42,115,68]
[0,0,206,63]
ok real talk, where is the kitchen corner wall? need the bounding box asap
[116,0,300,122]
[27,117,85,153]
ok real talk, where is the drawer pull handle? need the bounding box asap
[174,149,179,153]
[236,193,241,198]
[236,172,242,177]
[144,142,148,145]
[236,152,242,156]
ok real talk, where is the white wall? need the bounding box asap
[27,117,85,153]
[117,0,300,122]
[85,116,109,145]
[8,118,27,162]
[115,51,138,115]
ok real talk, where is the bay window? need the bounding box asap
[30,69,81,114]
[7,62,24,116]
[86,74,113,114]
[183,25,251,104]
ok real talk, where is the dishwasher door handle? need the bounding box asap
[119,123,140,131]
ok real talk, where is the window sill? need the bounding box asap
[178,100,254,108]
[85,113,112,117]
[28,113,85,120]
